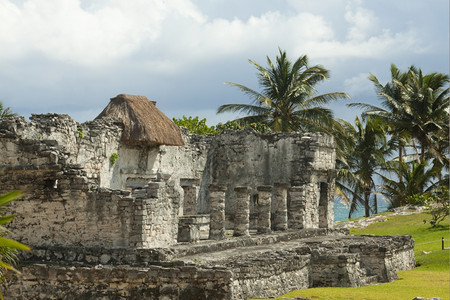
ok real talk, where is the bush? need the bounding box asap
[173,116,216,136]
[410,187,450,227]
[215,120,271,134]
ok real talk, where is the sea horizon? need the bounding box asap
[334,199,390,222]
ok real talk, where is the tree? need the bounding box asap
[217,48,349,133]
[0,191,30,298]
[173,116,216,136]
[336,116,388,218]
[378,159,438,208]
[0,102,17,119]
[350,65,449,189]
[397,69,449,163]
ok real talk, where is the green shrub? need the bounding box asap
[173,116,216,136]
[215,120,271,134]
[109,153,119,166]
[409,187,450,227]
[76,126,84,139]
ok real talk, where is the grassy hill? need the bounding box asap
[276,211,449,300]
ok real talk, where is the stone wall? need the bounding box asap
[5,233,415,300]
[0,115,185,248]
[1,114,337,250]
[0,111,417,299]
[5,263,233,300]
[199,130,336,229]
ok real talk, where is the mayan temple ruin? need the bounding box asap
[0,94,415,299]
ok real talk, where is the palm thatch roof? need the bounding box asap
[95,94,184,146]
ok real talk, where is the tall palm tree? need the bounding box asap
[217,49,349,133]
[350,64,449,191]
[397,69,449,162]
[336,116,388,217]
[350,64,411,170]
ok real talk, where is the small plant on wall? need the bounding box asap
[76,126,84,139]
[110,152,119,167]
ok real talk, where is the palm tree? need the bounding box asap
[397,69,449,162]
[336,116,388,217]
[350,65,411,180]
[378,160,438,208]
[217,49,349,133]
[0,102,17,119]
[350,64,449,192]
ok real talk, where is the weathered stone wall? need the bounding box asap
[5,263,233,300]
[110,131,211,193]
[5,233,415,300]
[200,130,335,229]
[0,115,185,248]
[1,114,336,251]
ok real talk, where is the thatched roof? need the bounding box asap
[95,94,184,146]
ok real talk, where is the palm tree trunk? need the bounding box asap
[373,194,378,214]
[364,188,370,217]
[398,145,403,186]
[348,194,357,219]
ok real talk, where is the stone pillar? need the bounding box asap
[181,185,198,215]
[208,184,227,240]
[180,179,200,216]
[273,183,289,231]
[288,186,306,229]
[233,186,251,237]
[147,181,166,198]
[257,186,272,234]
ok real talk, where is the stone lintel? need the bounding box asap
[180,178,200,187]
[234,186,252,193]
[148,181,166,189]
[274,182,290,188]
[208,184,227,192]
[257,185,272,192]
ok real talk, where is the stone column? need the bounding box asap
[181,185,198,216]
[257,186,272,234]
[233,186,251,237]
[273,183,289,231]
[208,184,227,240]
[288,186,306,229]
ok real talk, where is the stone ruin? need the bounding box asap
[0,95,415,299]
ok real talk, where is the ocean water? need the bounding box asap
[334,199,390,222]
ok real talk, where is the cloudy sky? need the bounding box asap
[1,0,448,125]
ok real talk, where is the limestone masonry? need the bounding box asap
[0,97,415,299]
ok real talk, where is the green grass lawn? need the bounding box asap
[254,211,450,300]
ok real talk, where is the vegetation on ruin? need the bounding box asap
[76,125,84,139]
[0,191,30,298]
[109,152,119,167]
[249,211,449,300]
[173,116,272,135]
[173,116,216,136]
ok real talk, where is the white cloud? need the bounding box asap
[344,1,379,41]
[0,0,426,70]
[1,0,446,126]
[343,72,372,97]
[0,0,206,65]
